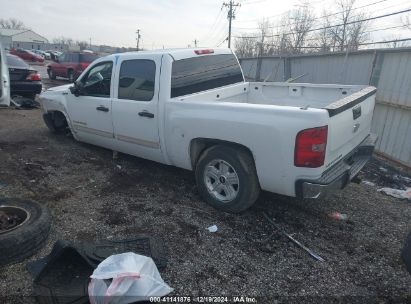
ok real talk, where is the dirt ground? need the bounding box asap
[1,102,411,303]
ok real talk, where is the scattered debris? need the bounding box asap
[362,180,375,187]
[328,212,348,221]
[379,167,388,173]
[112,150,118,159]
[207,225,218,232]
[262,212,325,262]
[378,187,411,201]
[89,253,173,303]
[27,237,168,303]
[116,164,122,170]
[11,96,40,109]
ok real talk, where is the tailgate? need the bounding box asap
[324,86,376,168]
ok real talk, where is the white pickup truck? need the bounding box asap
[40,48,377,213]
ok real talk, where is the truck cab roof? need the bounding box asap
[107,48,234,61]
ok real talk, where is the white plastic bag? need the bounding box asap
[88,252,173,304]
[378,187,411,201]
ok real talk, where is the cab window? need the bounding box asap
[80,61,113,97]
[118,59,156,102]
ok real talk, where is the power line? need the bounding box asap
[262,37,411,48]
[233,7,411,39]
[216,36,229,47]
[236,0,388,23]
[200,5,225,43]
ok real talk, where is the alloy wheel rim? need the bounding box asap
[203,159,239,203]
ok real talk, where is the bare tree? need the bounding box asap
[76,40,89,50]
[234,34,258,58]
[323,0,370,51]
[52,36,74,46]
[280,2,315,54]
[0,18,27,30]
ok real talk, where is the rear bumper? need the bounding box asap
[11,81,42,95]
[296,134,378,199]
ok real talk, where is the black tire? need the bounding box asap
[48,69,56,80]
[0,198,52,266]
[42,112,68,133]
[67,70,74,83]
[402,231,411,274]
[195,145,260,213]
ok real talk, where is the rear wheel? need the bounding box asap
[195,145,260,213]
[48,69,56,80]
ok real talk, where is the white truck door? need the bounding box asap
[66,60,115,148]
[0,43,10,107]
[111,55,163,163]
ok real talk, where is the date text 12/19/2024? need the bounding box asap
[149,296,258,303]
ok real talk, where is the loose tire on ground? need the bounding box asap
[0,198,52,266]
[195,145,260,213]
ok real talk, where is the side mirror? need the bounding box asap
[69,82,82,97]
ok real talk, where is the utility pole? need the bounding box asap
[89,37,91,49]
[223,0,240,48]
[136,29,141,51]
[193,39,198,47]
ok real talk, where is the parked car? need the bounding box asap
[40,48,377,213]
[6,54,42,99]
[0,42,10,106]
[10,48,44,63]
[33,50,50,60]
[47,52,99,82]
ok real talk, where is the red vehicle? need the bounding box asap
[10,49,44,63]
[47,52,99,82]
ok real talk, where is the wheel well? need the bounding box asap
[49,111,68,128]
[190,138,255,169]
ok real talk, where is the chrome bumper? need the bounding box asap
[296,134,378,199]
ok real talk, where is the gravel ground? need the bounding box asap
[0,101,411,303]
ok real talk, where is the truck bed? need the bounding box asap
[176,81,372,112]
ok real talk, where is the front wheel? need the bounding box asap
[195,145,260,213]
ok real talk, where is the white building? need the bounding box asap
[0,29,48,50]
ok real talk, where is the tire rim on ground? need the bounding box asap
[0,206,31,234]
[203,159,239,202]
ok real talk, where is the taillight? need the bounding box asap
[194,49,214,55]
[27,72,41,81]
[294,126,328,168]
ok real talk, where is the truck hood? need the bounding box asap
[45,84,72,93]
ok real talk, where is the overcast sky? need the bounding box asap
[0,0,409,49]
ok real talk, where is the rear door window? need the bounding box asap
[171,54,244,98]
[118,59,156,102]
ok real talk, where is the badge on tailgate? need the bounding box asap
[352,106,362,120]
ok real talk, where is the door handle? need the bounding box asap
[138,111,154,118]
[96,106,109,112]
